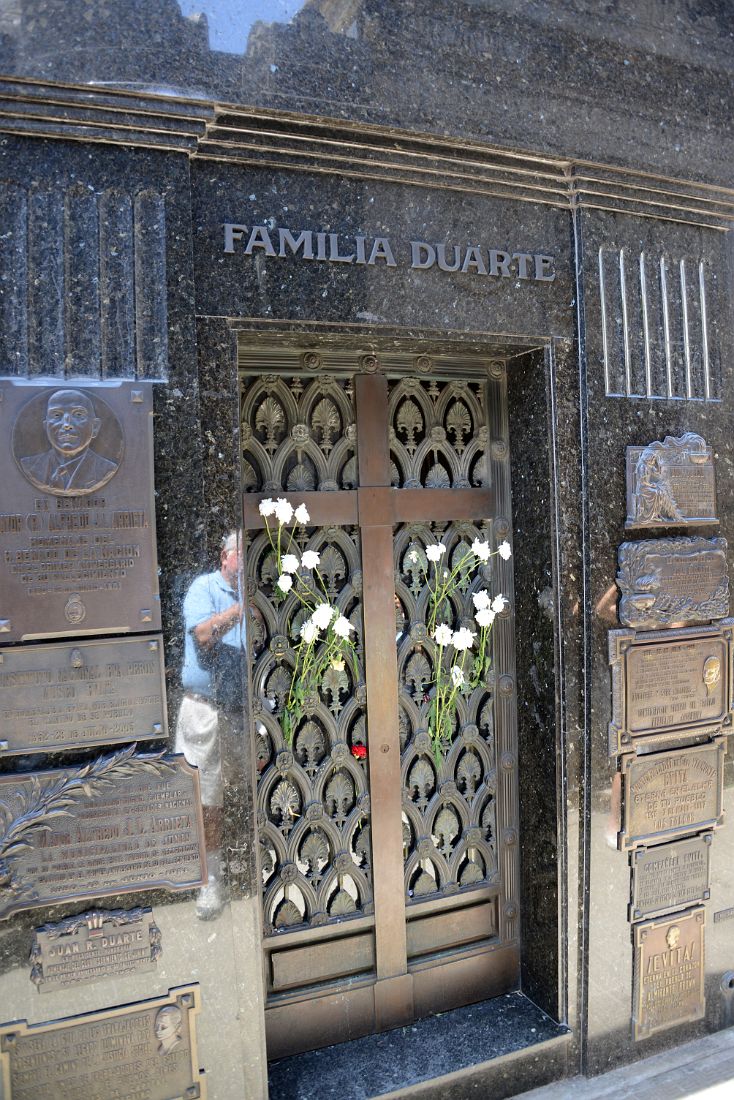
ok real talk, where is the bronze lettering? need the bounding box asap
[620,741,725,850]
[609,622,734,754]
[630,834,712,920]
[0,985,202,1100]
[633,908,705,1040]
[617,537,728,629]
[0,749,206,920]
[626,434,717,529]
[30,908,161,993]
[0,636,166,755]
[0,381,160,641]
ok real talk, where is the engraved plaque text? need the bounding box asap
[0,380,160,641]
[0,636,166,755]
[630,833,712,921]
[617,537,729,630]
[30,908,161,993]
[0,749,206,920]
[0,985,203,1100]
[633,907,705,1040]
[609,622,733,754]
[620,740,725,850]
[626,433,717,529]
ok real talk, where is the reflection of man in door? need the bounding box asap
[20,388,118,493]
[175,531,245,919]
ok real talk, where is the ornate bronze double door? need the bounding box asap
[241,351,519,1060]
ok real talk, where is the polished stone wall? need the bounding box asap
[0,4,733,1098]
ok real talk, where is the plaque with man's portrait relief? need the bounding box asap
[0,380,160,640]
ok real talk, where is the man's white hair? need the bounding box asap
[221,530,240,553]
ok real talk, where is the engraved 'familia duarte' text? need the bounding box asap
[224,223,556,282]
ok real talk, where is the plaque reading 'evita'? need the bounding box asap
[609,622,733,754]
[626,433,717,529]
[630,833,712,921]
[617,537,729,630]
[620,740,725,850]
[0,635,167,755]
[0,985,203,1100]
[0,380,160,642]
[633,907,705,1041]
[0,748,206,921]
[30,907,161,993]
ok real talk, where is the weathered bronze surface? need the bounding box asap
[0,749,206,920]
[620,740,725,850]
[633,906,705,1041]
[0,984,203,1100]
[30,907,161,993]
[0,380,160,642]
[609,622,734,754]
[617,537,729,630]
[0,635,167,755]
[626,433,717,529]
[630,833,712,921]
[242,358,520,1058]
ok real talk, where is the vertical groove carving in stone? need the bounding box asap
[600,246,717,401]
[0,182,29,375]
[134,189,168,379]
[28,187,64,376]
[99,189,134,378]
[64,182,101,377]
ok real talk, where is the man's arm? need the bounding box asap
[193,600,242,649]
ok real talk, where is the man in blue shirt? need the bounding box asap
[175,531,244,919]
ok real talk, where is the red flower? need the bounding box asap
[351,744,367,760]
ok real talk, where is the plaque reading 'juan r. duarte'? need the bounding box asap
[0,749,206,921]
[0,380,160,641]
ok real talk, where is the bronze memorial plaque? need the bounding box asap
[0,984,204,1100]
[626,433,717,529]
[630,833,712,921]
[620,740,725,850]
[617,537,729,630]
[0,380,160,641]
[609,622,734,755]
[30,907,161,993]
[633,907,705,1041]
[0,749,206,921]
[0,635,167,756]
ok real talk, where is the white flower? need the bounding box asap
[294,503,310,524]
[300,619,319,644]
[471,538,491,561]
[475,607,496,627]
[259,498,275,517]
[472,589,491,610]
[281,553,300,574]
[492,594,507,614]
[408,550,419,563]
[311,603,335,630]
[433,623,453,646]
[498,540,512,561]
[451,665,465,687]
[333,615,355,639]
[274,497,294,525]
[451,627,476,651]
[276,574,293,592]
[426,543,446,562]
[301,550,320,570]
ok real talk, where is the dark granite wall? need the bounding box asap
[5,1,734,186]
